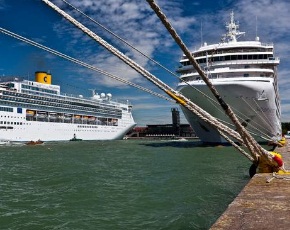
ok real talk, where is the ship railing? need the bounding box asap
[178,58,279,72]
[189,42,274,53]
[58,92,131,107]
[0,77,24,83]
[210,58,280,67]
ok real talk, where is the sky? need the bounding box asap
[0,0,290,126]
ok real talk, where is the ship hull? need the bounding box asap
[177,77,281,144]
[0,108,135,142]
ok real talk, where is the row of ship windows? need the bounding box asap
[21,84,58,95]
[1,94,122,117]
[0,119,118,127]
[0,127,114,131]
[0,121,23,125]
[0,105,121,125]
[0,100,122,119]
[193,48,273,57]
[18,89,118,110]
[0,106,13,112]
[25,117,118,126]
[180,73,272,81]
[181,54,275,66]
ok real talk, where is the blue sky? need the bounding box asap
[1,0,290,126]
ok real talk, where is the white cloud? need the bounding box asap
[42,0,290,124]
[48,0,196,90]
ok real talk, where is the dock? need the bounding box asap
[210,142,290,229]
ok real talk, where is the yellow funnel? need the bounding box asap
[35,71,51,84]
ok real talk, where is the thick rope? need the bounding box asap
[42,0,247,146]
[63,0,273,143]
[145,0,280,167]
[0,27,173,103]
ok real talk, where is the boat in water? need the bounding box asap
[177,12,281,144]
[0,139,10,145]
[0,71,136,142]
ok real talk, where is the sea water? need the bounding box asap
[0,140,250,230]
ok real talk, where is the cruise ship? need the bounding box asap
[0,71,136,142]
[177,12,281,144]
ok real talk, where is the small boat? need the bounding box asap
[69,134,82,141]
[69,137,82,141]
[0,139,10,145]
[26,140,44,145]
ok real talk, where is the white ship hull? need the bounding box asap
[178,77,281,143]
[0,72,136,142]
[0,108,135,142]
[176,12,281,144]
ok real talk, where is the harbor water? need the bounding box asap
[0,139,250,229]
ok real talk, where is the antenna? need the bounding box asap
[255,15,257,37]
[255,15,259,41]
[200,20,203,47]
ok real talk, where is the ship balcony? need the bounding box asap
[180,68,274,82]
[178,58,279,73]
[209,58,280,67]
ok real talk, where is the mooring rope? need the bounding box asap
[145,0,280,167]
[42,0,250,149]
[62,0,274,143]
[0,27,174,103]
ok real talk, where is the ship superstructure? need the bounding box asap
[0,71,135,141]
[177,12,281,143]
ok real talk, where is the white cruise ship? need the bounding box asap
[177,12,281,144]
[0,71,135,142]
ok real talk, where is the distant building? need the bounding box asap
[127,108,196,138]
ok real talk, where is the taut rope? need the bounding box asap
[0,27,173,103]
[146,0,278,167]
[41,0,247,147]
[41,0,287,170]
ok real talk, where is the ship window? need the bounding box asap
[0,106,13,112]
[244,74,249,77]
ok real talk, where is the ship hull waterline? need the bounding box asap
[177,77,281,144]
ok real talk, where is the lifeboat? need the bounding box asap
[49,112,57,119]
[88,116,96,121]
[36,112,47,118]
[26,110,35,116]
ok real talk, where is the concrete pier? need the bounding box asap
[210,142,290,229]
